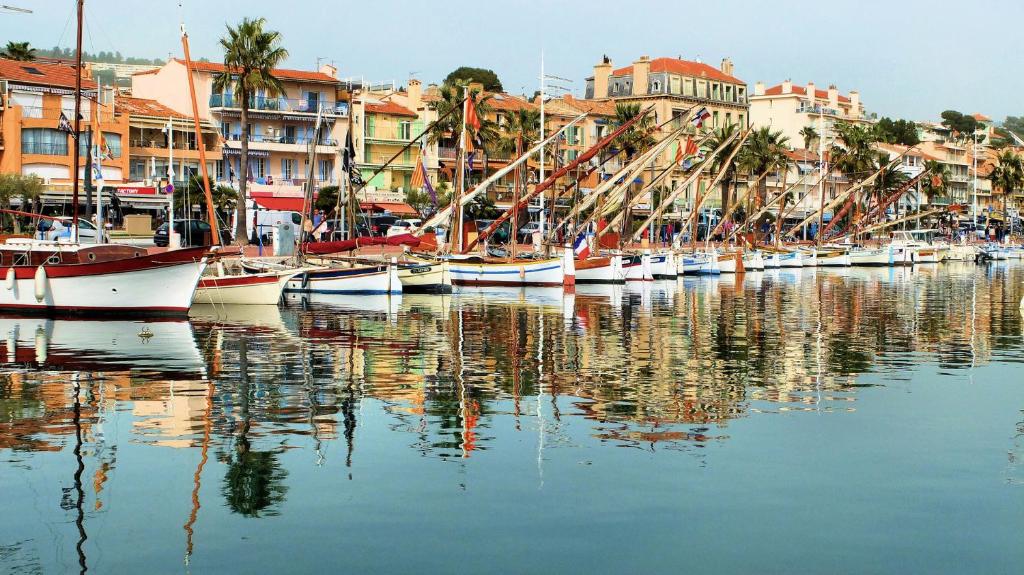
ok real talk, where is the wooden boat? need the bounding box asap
[243,258,402,294]
[396,259,452,293]
[0,240,209,315]
[762,252,781,269]
[194,260,301,305]
[575,255,624,284]
[742,251,765,271]
[447,256,564,287]
[622,252,653,281]
[718,252,742,274]
[679,252,716,275]
[816,250,851,267]
[848,246,895,266]
[650,251,677,279]
[778,250,804,268]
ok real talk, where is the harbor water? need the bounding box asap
[1,262,1023,573]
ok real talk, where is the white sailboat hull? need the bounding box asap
[287,265,402,294]
[194,270,296,305]
[449,258,564,287]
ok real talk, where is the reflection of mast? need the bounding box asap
[72,375,88,575]
[303,346,325,466]
[536,312,545,487]
[183,380,213,565]
[343,322,357,478]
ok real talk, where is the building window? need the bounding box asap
[318,159,333,182]
[252,158,266,179]
[712,111,719,128]
[22,128,67,156]
[739,114,745,127]
[726,112,732,126]
[738,87,746,102]
[651,80,661,93]
[281,158,296,180]
[398,121,411,140]
[670,76,681,94]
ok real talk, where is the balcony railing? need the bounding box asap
[797,105,842,117]
[365,126,418,141]
[210,94,348,116]
[224,133,338,146]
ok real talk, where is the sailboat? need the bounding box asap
[0,1,210,315]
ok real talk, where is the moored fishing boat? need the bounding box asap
[816,249,851,267]
[396,259,452,293]
[447,256,564,287]
[742,250,765,271]
[0,240,209,315]
[848,245,894,266]
[193,263,301,305]
[718,251,742,274]
[912,247,941,264]
[650,251,677,279]
[778,250,804,268]
[696,252,721,275]
[575,255,624,284]
[622,252,653,282]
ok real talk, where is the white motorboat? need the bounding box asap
[816,249,851,267]
[849,246,895,266]
[193,260,302,305]
[650,252,677,279]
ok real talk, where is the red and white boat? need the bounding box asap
[574,255,624,284]
[0,239,209,315]
[193,261,302,305]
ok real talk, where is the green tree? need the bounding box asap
[175,177,237,219]
[832,122,882,182]
[444,66,503,92]
[1004,116,1024,141]
[704,123,744,216]
[940,110,980,141]
[737,126,790,210]
[0,174,43,233]
[921,159,950,204]
[611,103,654,159]
[426,81,500,150]
[315,185,339,212]
[1,41,35,61]
[874,117,920,146]
[495,108,541,158]
[989,149,1024,219]
[212,17,289,245]
[799,125,818,150]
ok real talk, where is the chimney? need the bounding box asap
[753,81,765,96]
[408,78,422,110]
[631,55,650,97]
[828,84,839,108]
[720,58,734,77]
[319,63,338,79]
[849,90,860,117]
[592,58,612,99]
[782,79,792,94]
[805,81,816,106]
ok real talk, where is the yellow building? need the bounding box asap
[749,81,867,148]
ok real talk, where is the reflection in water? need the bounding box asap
[0,263,1022,572]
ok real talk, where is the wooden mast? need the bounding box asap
[181,22,220,244]
[71,0,84,241]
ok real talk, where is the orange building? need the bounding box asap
[0,57,129,205]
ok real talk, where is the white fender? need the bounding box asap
[34,266,48,302]
[641,249,653,281]
[4,267,14,290]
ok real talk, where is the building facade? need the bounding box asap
[132,59,347,209]
[1,57,129,205]
[749,80,866,150]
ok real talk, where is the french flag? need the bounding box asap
[691,107,711,128]
[573,232,590,259]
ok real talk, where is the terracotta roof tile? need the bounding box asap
[762,83,852,104]
[484,92,537,113]
[0,57,96,90]
[612,57,743,84]
[172,58,338,84]
[116,96,188,119]
[365,100,417,117]
[972,113,991,122]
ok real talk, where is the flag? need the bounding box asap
[675,136,699,166]
[58,112,76,139]
[573,232,590,259]
[463,92,482,152]
[342,129,356,174]
[467,150,476,171]
[691,107,711,128]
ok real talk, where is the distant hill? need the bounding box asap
[34,46,165,66]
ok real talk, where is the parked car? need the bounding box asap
[386,218,423,237]
[153,220,213,247]
[368,214,398,236]
[37,217,101,243]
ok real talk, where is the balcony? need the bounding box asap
[365,125,419,142]
[797,105,842,117]
[224,133,337,146]
[209,94,348,116]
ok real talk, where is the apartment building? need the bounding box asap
[132,59,347,209]
[0,57,129,204]
[749,80,866,149]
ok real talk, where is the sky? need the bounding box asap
[2,0,1021,121]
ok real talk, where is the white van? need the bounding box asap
[238,203,303,245]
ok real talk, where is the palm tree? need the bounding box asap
[212,18,288,245]
[611,103,654,159]
[831,122,880,181]
[1,41,35,61]
[799,125,818,150]
[990,150,1024,225]
[495,108,541,158]
[920,159,950,206]
[872,161,911,220]
[425,81,500,151]
[736,126,790,211]
[704,123,744,217]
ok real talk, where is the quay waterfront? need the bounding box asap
[3,0,1024,573]
[0,261,1023,573]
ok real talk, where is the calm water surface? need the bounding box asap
[2,263,1023,574]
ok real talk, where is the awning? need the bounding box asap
[253,196,307,211]
[359,201,418,216]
